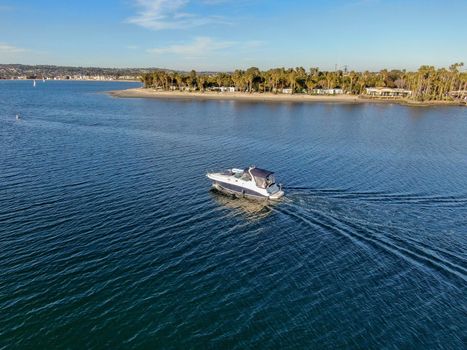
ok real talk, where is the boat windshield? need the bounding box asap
[255,177,267,188]
[251,174,276,189]
[241,172,252,181]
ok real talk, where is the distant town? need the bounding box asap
[0,64,151,81]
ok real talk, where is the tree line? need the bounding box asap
[140,63,466,101]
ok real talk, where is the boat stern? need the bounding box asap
[268,189,284,200]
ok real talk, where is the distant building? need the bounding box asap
[118,75,138,80]
[282,88,293,94]
[365,87,412,97]
[219,86,236,92]
[311,88,344,95]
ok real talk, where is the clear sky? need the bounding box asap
[0,0,466,71]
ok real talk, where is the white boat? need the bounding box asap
[207,166,284,200]
[33,79,36,87]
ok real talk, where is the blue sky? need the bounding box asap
[0,0,466,71]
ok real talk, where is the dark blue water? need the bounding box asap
[1,81,466,349]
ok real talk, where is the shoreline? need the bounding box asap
[109,88,465,107]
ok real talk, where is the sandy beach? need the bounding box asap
[109,88,362,103]
[108,88,465,106]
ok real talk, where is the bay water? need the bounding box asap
[1,81,466,348]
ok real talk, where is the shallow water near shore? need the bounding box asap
[1,80,466,349]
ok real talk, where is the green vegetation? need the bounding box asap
[140,63,467,102]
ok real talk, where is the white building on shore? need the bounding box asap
[208,86,236,92]
[365,87,412,97]
[311,88,344,95]
[220,86,236,92]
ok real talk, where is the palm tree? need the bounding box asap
[198,75,207,92]
[270,68,283,93]
[295,67,307,92]
[305,76,317,93]
[286,68,297,93]
[245,67,260,92]
[232,70,246,91]
[189,70,198,90]
[140,73,153,88]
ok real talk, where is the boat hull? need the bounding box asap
[209,178,284,200]
[212,181,268,200]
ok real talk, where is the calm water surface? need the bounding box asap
[1,81,466,349]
